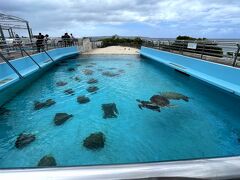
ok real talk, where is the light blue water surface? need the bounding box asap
[1,55,240,168]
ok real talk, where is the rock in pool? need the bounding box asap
[56,81,68,86]
[87,78,98,84]
[83,132,105,150]
[0,107,10,115]
[15,133,36,149]
[82,69,94,75]
[87,86,99,93]
[102,71,119,77]
[34,99,56,110]
[102,103,119,119]
[74,76,81,82]
[54,113,73,126]
[77,96,90,104]
[64,88,75,95]
[38,155,57,167]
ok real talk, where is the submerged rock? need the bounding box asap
[83,132,105,150]
[87,78,98,84]
[82,69,94,75]
[56,81,68,86]
[150,95,170,107]
[87,86,99,93]
[38,155,57,167]
[102,71,119,77]
[15,133,36,149]
[34,99,56,110]
[64,89,75,95]
[68,67,75,72]
[160,92,189,102]
[54,113,73,126]
[0,107,10,115]
[77,96,90,104]
[102,103,119,119]
[97,68,103,72]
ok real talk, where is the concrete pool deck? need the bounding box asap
[82,46,139,55]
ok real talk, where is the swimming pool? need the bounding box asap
[0,54,240,169]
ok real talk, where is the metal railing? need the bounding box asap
[143,39,240,67]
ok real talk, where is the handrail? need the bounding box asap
[18,45,41,69]
[43,49,54,62]
[0,52,23,78]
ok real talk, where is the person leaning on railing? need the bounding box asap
[36,33,45,52]
[61,33,71,47]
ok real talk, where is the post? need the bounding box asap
[0,25,5,41]
[233,44,240,67]
[26,22,32,43]
[200,42,206,59]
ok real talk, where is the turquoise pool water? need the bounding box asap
[1,55,240,168]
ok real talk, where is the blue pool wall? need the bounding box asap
[140,46,240,96]
[0,46,79,106]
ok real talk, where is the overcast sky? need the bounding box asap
[1,0,240,38]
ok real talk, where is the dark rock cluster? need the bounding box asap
[87,78,98,84]
[56,81,68,86]
[64,88,75,95]
[77,96,90,104]
[34,99,56,110]
[15,133,36,149]
[102,71,119,77]
[38,155,57,167]
[87,86,99,93]
[102,103,119,119]
[83,132,105,150]
[54,113,73,126]
[82,69,94,75]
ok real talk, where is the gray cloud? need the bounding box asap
[1,0,240,38]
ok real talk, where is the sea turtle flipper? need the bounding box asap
[138,104,143,110]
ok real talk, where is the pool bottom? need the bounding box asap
[0,55,240,168]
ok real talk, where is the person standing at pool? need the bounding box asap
[62,33,71,47]
[36,33,44,52]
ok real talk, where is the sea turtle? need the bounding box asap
[136,99,160,112]
[150,95,170,107]
[160,92,189,102]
